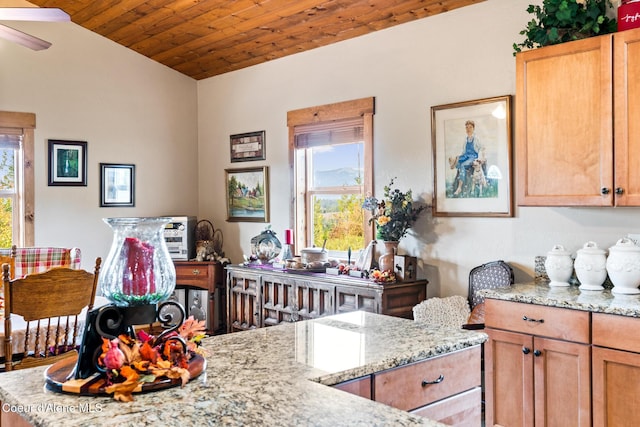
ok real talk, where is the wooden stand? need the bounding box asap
[174,261,226,334]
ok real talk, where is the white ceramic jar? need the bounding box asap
[544,244,573,287]
[574,241,607,291]
[606,238,640,295]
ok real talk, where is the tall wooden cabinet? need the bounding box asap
[516,27,640,206]
[484,299,591,427]
[227,265,427,333]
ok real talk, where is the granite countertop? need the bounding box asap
[0,311,487,427]
[481,281,640,317]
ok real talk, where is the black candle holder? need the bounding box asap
[72,300,186,380]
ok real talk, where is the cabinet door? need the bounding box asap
[335,285,380,314]
[516,35,613,206]
[533,337,591,427]
[227,270,261,332]
[485,328,534,427]
[614,28,640,206]
[593,346,640,426]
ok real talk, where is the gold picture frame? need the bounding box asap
[225,166,269,222]
[431,95,513,217]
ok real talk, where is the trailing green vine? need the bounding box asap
[513,0,618,55]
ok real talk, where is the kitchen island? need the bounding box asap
[0,311,487,427]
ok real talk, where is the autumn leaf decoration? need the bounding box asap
[99,315,208,402]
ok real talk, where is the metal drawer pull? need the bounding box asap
[192,269,200,275]
[421,374,444,387]
[522,315,544,324]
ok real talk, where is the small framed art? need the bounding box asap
[230,130,266,162]
[100,163,135,207]
[225,166,269,222]
[48,139,87,186]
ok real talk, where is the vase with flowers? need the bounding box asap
[362,178,426,273]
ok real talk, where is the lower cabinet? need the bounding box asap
[226,265,428,333]
[333,346,481,426]
[485,299,591,427]
[592,312,640,426]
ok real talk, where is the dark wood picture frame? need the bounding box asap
[225,166,269,222]
[230,130,266,162]
[100,163,135,207]
[47,139,88,186]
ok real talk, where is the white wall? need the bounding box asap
[0,0,199,268]
[197,0,640,297]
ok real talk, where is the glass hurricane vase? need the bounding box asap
[99,217,176,306]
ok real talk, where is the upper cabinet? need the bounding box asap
[516,28,640,206]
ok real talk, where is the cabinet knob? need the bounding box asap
[421,374,444,387]
[615,187,624,195]
[522,347,531,355]
[534,349,542,357]
[601,187,610,195]
[192,269,200,275]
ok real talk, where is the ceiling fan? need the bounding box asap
[0,7,69,51]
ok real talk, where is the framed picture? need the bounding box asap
[230,130,266,162]
[225,166,269,222]
[100,163,135,207]
[47,139,87,186]
[431,95,513,217]
[187,289,209,329]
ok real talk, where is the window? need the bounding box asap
[0,111,35,246]
[287,98,374,257]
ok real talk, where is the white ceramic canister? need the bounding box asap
[574,241,607,291]
[544,244,573,287]
[606,238,640,295]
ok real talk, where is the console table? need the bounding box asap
[226,264,428,333]
[174,261,225,334]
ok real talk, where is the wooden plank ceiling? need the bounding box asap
[29,0,484,80]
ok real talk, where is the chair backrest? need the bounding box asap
[468,260,514,310]
[2,257,101,371]
[0,245,16,280]
[412,296,471,328]
[13,247,82,279]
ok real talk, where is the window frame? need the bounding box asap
[287,97,374,255]
[0,111,35,246]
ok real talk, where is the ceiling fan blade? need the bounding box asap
[0,7,69,22]
[0,23,51,50]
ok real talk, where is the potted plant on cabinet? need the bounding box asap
[513,0,618,55]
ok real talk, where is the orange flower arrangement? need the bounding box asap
[98,316,207,402]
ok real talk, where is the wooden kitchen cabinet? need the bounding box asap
[226,265,427,333]
[174,260,225,334]
[484,299,591,427]
[516,27,640,206]
[592,313,640,426]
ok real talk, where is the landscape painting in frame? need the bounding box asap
[431,95,513,217]
[225,166,269,222]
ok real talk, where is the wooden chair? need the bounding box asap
[0,245,16,279]
[2,257,101,371]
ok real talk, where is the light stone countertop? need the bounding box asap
[0,311,487,427]
[481,281,640,317]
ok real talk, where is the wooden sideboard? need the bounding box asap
[226,264,428,333]
[174,261,225,334]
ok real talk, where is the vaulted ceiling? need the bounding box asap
[28,0,484,80]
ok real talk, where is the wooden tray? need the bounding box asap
[44,353,205,396]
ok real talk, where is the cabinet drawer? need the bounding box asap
[175,263,211,287]
[332,375,372,399]
[485,299,590,343]
[593,312,640,353]
[411,386,481,426]
[374,346,480,411]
